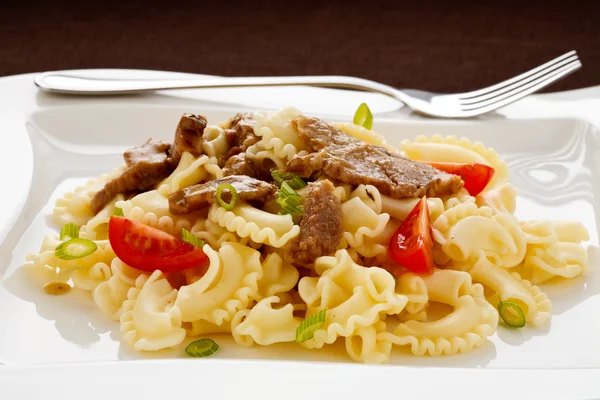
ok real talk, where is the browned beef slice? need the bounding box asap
[222,153,258,178]
[288,180,343,264]
[169,175,277,214]
[286,117,463,198]
[124,138,171,167]
[220,113,261,165]
[170,113,207,165]
[91,139,173,214]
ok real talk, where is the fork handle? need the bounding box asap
[34,71,405,101]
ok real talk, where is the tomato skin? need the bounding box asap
[388,197,434,275]
[425,162,495,196]
[108,216,208,273]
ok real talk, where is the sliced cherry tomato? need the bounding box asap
[108,216,208,273]
[388,197,434,275]
[425,162,495,196]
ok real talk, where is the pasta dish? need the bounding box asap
[24,105,589,363]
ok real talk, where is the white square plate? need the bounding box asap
[1,71,600,399]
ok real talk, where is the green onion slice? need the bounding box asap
[54,238,98,260]
[216,183,238,211]
[113,207,124,217]
[185,338,219,357]
[353,102,373,130]
[296,309,327,343]
[277,182,304,216]
[181,228,205,248]
[497,300,526,328]
[270,169,307,189]
[59,223,79,241]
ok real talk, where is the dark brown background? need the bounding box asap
[1,0,599,93]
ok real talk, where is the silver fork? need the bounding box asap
[34,50,581,118]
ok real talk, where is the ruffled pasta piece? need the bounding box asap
[455,251,552,326]
[257,253,299,299]
[476,182,517,214]
[522,242,588,284]
[232,296,302,346]
[298,250,408,349]
[186,320,232,337]
[349,184,383,214]
[117,190,199,236]
[332,122,398,153]
[379,269,498,356]
[433,202,526,268]
[251,107,310,161]
[175,243,263,324]
[208,204,300,248]
[400,135,508,190]
[190,218,247,248]
[339,196,390,258]
[52,167,125,227]
[202,125,231,160]
[80,194,124,240]
[120,270,186,351]
[395,272,428,316]
[345,320,392,364]
[157,152,222,196]
[550,221,589,243]
[93,258,145,320]
[26,235,116,290]
[381,195,445,222]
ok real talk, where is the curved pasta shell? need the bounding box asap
[257,253,299,299]
[158,152,222,196]
[298,250,407,349]
[208,204,300,248]
[175,242,263,324]
[252,107,310,160]
[120,270,186,351]
[339,197,390,258]
[93,258,145,320]
[232,296,302,346]
[345,321,392,364]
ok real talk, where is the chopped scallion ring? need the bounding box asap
[181,228,205,248]
[296,309,327,343]
[54,238,98,260]
[270,170,307,189]
[185,338,219,357]
[59,223,79,241]
[216,183,238,211]
[497,300,526,328]
[353,102,373,130]
[113,207,124,217]
[277,182,304,216]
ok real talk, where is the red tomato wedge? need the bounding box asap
[388,197,434,275]
[108,216,208,273]
[425,162,495,196]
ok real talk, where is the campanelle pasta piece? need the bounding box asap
[157,152,222,196]
[232,296,302,346]
[120,270,186,351]
[256,253,299,300]
[208,204,300,248]
[379,269,498,356]
[349,184,383,214]
[202,126,231,160]
[455,251,552,326]
[400,134,509,190]
[190,218,246,248]
[395,272,429,319]
[338,196,390,258]
[117,190,199,236]
[332,122,398,153]
[251,107,310,161]
[298,250,408,350]
[94,258,145,320]
[175,243,263,325]
[80,194,124,240]
[519,220,589,283]
[476,182,518,214]
[433,202,526,268]
[345,320,393,364]
[53,166,125,227]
